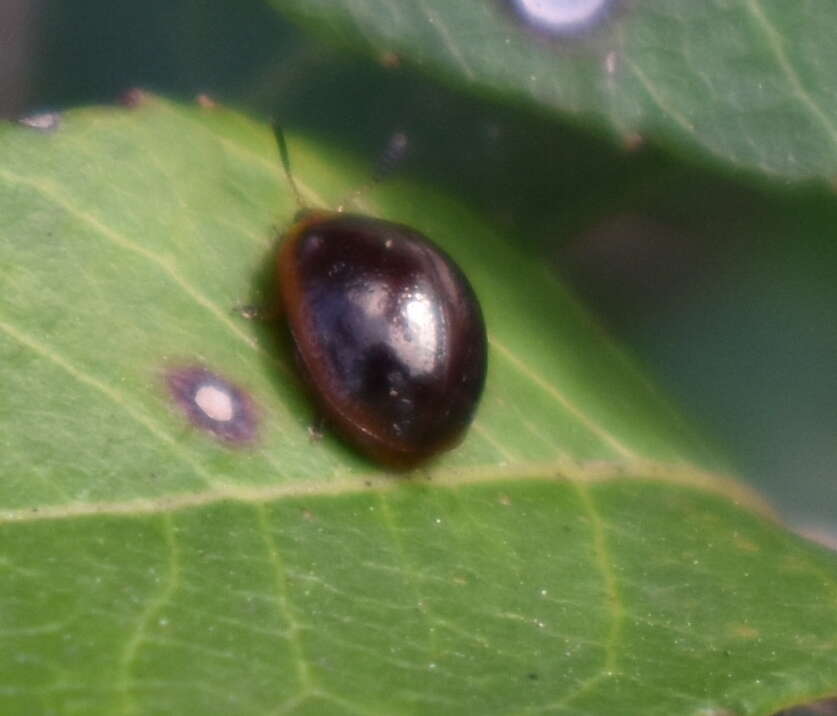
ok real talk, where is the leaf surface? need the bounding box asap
[0,99,835,715]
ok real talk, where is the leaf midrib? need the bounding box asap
[0,458,765,525]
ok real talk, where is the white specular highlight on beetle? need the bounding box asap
[401,293,439,373]
[348,282,440,376]
[509,0,610,31]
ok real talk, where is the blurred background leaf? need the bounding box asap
[270,0,837,180]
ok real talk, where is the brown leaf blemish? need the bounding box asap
[196,94,218,109]
[165,364,259,446]
[729,624,760,640]
[118,88,150,108]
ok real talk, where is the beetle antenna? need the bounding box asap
[272,120,306,210]
[337,130,409,212]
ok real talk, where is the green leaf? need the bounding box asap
[270,0,837,181]
[1,98,835,715]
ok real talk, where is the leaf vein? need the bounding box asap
[0,168,271,361]
[256,503,315,692]
[536,483,624,712]
[115,514,181,715]
[623,57,696,135]
[489,336,638,459]
[0,313,219,489]
[0,459,767,525]
[746,0,837,151]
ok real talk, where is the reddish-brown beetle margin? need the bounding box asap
[277,210,487,469]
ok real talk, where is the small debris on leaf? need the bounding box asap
[196,94,218,109]
[118,88,150,108]
[17,111,61,132]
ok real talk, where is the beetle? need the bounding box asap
[272,126,487,468]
